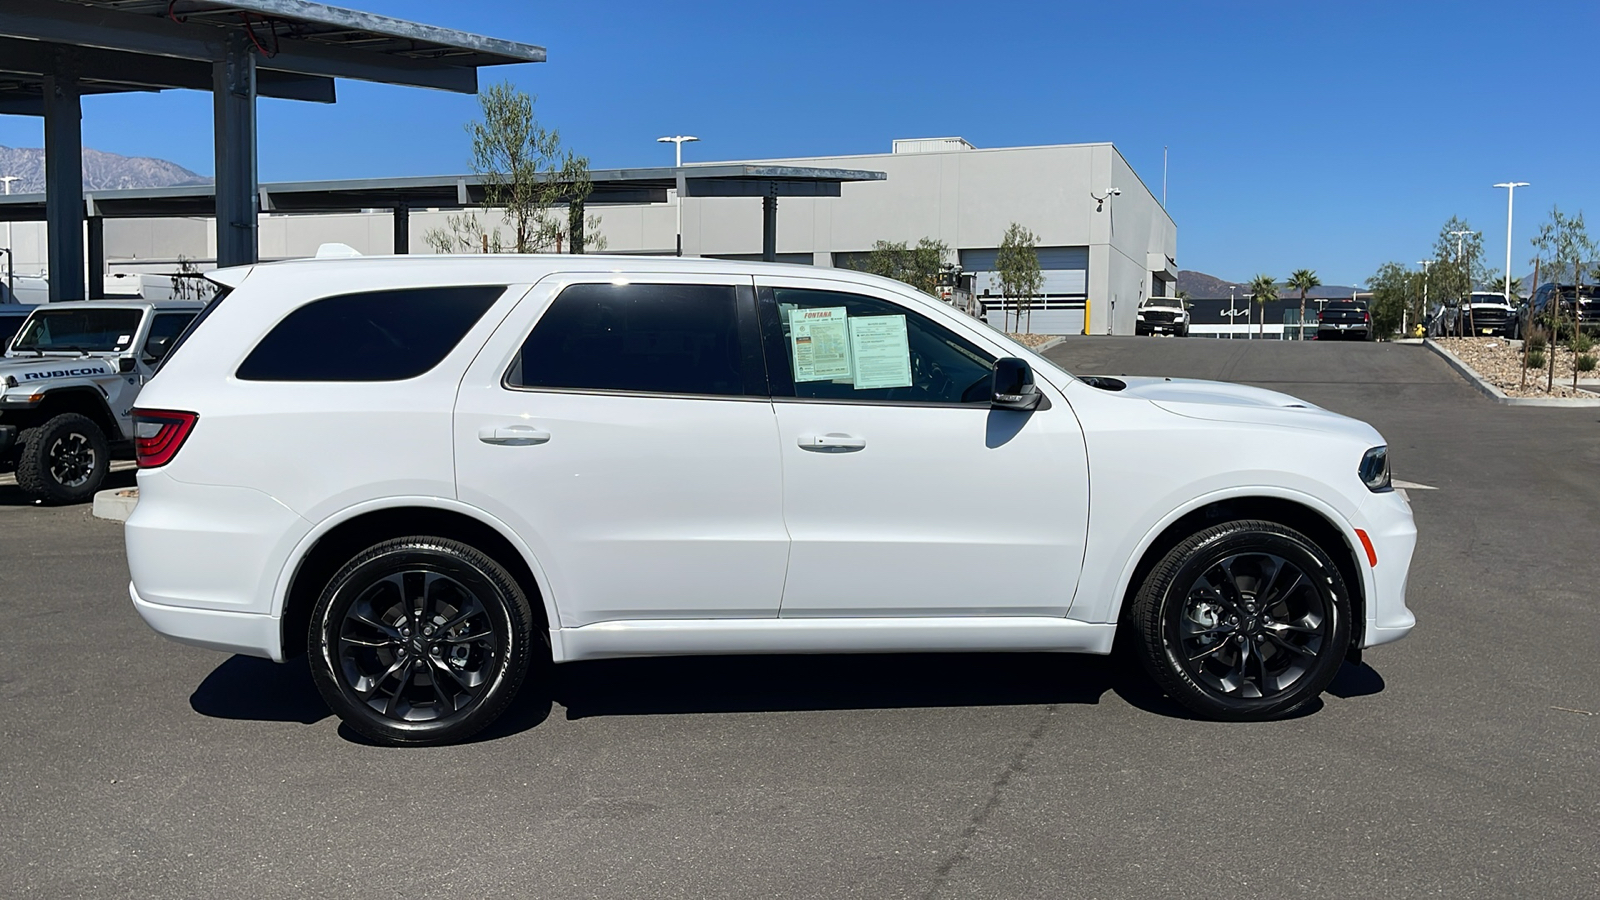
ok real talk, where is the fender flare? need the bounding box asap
[270,495,563,643]
[1093,485,1374,630]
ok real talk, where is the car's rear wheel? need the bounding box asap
[308,536,538,746]
[14,413,110,504]
[1130,520,1351,720]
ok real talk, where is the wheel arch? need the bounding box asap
[1109,491,1368,656]
[25,387,121,439]
[276,499,558,660]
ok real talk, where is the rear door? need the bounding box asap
[453,273,789,627]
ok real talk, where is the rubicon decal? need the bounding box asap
[22,366,106,380]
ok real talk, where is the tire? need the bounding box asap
[14,413,110,504]
[308,536,538,746]
[1129,519,1351,721]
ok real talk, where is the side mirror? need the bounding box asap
[991,357,1042,411]
[143,335,173,362]
[118,357,136,374]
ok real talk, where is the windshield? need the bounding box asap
[11,308,143,353]
[1469,295,1507,305]
[1144,298,1183,308]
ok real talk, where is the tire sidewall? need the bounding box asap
[17,413,110,504]
[1145,523,1351,720]
[309,539,531,745]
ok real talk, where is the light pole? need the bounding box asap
[1418,259,1435,336]
[0,176,16,297]
[1493,181,1529,304]
[1228,285,1238,339]
[657,135,699,256]
[1449,229,1475,335]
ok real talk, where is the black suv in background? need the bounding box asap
[1315,300,1371,341]
[1530,283,1600,334]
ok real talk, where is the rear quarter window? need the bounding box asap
[236,286,505,382]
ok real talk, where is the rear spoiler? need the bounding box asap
[205,265,254,291]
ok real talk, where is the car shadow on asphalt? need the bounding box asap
[0,467,136,507]
[188,652,1385,743]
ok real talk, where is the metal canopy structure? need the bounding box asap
[0,164,887,291]
[0,0,546,300]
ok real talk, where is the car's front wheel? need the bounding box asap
[1130,520,1351,720]
[308,537,538,745]
[14,412,110,504]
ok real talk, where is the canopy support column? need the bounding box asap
[213,31,258,268]
[43,62,83,302]
[761,193,776,262]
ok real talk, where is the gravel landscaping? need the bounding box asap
[1431,336,1600,398]
[1007,332,1059,349]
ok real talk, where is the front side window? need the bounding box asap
[508,283,753,396]
[143,312,196,362]
[12,308,143,353]
[763,287,995,405]
[236,286,504,382]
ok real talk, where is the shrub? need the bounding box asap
[1526,332,1547,353]
[1578,353,1597,373]
[1526,349,1546,369]
[1571,332,1594,354]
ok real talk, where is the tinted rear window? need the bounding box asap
[508,283,748,396]
[237,286,504,382]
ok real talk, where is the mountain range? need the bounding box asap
[0,145,210,193]
[1177,269,1361,300]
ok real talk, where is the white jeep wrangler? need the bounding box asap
[0,299,202,503]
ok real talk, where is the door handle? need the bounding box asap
[478,424,551,446]
[798,432,866,452]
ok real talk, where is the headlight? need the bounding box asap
[1359,446,1391,492]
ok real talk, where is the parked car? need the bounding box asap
[1315,300,1372,340]
[1459,292,1519,338]
[1529,283,1600,335]
[0,299,201,502]
[1135,296,1190,336]
[126,256,1416,745]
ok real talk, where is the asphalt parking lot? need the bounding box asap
[3,336,1596,899]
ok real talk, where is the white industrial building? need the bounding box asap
[1,138,1177,335]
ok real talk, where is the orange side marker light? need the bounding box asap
[1354,529,1377,567]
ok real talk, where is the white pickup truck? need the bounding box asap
[0,299,202,503]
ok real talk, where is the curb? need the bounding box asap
[1423,339,1600,407]
[1030,336,1067,356]
[92,487,138,522]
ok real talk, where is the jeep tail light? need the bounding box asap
[133,409,198,469]
[1364,311,1371,323]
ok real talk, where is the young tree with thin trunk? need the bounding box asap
[425,82,604,254]
[853,238,950,295]
[996,223,1043,333]
[1529,206,1595,390]
[1248,274,1278,338]
[1287,269,1321,340]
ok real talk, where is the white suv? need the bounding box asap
[127,256,1416,745]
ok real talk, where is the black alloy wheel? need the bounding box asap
[1131,520,1350,720]
[14,412,110,504]
[309,537,537,745]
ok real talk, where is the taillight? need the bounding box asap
[1364,311,1371,322]
[1317,311,1325,321]
[133,409,198,468]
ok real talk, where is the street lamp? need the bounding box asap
[1418,259,1435,335]
[1449,229,1476,335]
[657,135,699,257]
[1493,181,1529,307]
[0,176,17,296]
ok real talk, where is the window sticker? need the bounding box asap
[788,306,853,382]
[116,334,132,345]
[848,315,912,390]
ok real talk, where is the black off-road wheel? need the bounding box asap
[309,536,539,746]
[14,413,110,504]
[1130,520,1351,721]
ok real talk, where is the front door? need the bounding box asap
[454,274,788,627]
[756,277,1089,618]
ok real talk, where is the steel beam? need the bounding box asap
[213,32,258,268]
[681,179,842,198]
[0,36,335,103]
[43,66,84,302]
[392,206,409,254]
[0,0,492,94]
[762,195,777,263]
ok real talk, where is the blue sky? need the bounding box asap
[1,0,1595,285]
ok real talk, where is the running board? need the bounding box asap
[551,616,1117,663]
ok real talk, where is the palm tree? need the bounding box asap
[1248,274,1278,338]
[1287,269,1321,340]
